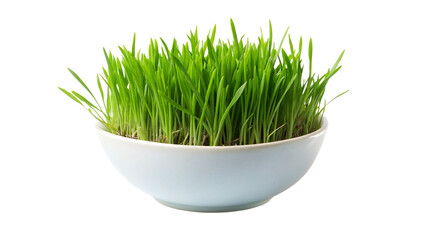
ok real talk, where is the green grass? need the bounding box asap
[59,19,347,146]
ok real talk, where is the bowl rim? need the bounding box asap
[95,117,328,150]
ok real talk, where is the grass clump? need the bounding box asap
[59,19,346,146]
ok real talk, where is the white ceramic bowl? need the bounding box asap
[96,118,328,212]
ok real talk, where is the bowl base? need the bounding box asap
[154,198,271,212]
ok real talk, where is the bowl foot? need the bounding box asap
[154,198,271,212]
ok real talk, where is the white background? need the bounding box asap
[1,0,425,239]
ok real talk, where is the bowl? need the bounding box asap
[95,118,328,212]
